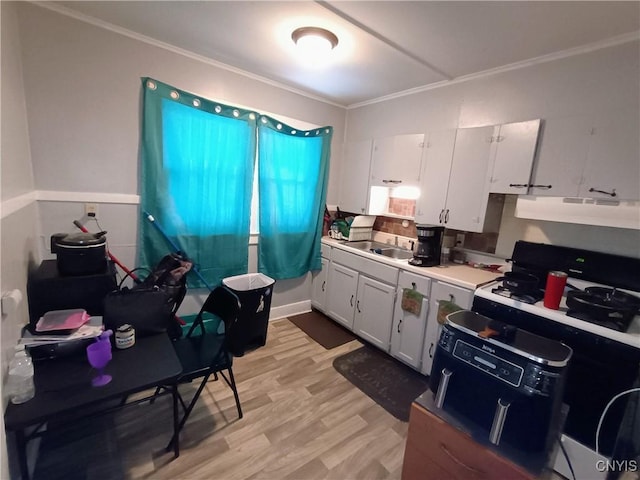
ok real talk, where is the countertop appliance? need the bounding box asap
[429,310,571,468]
[472,241,640,479]
[50,231,108,276]
[409,224,444,267]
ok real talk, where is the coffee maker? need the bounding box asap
[409,225,444,267]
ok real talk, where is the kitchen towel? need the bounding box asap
[401,288,423,316]
[437,299,463,325]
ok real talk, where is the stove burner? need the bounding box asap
[566,310,630,332]
[491,286,544,304]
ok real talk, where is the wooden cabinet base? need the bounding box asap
[401,403,536,480]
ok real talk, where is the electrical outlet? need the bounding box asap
[85,203,98,217]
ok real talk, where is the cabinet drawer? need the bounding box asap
[398,271,431,297]
[332,248,399,284]
[403,404,533,480]
[320,243,332,259]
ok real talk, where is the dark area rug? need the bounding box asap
[288,310,357,349]
[333,343,430,421]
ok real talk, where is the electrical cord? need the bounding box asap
[595,387,640,456]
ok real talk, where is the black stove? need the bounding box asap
[490,285,544,305]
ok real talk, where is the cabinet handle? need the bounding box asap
[428,342,434,358]
[588,187,617,197]
[444,209,449,223]
[508,183,529,188]
[350,295,354,307]
[439,443,486,477]
[321,280,325,292]
[382,179,402,184]
[397,319,402,333]
[439,209,444,223]
[529,184,552,189]
[356,300,361,313]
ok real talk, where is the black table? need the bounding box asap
[4,334,182,480]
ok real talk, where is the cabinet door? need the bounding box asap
[531,115,591,197]
[390,272,431,369]
[371,134,424,187]
[489,120,541,194]
[311,257,329,312]
[421,282,473,376]
[353,275,396,351]
[444,126,494,232]
[339,140,373,214]
[415,129,457,225]
[581,107,640,200]
[326,263,358,330]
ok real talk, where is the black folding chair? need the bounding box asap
[165,285,243,449]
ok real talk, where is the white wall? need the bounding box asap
[1,2,40,478]
[346,41,640,258]
[15,2,347,312]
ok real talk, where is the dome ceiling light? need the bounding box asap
[291,26,339,56]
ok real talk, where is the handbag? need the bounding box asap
[103,286,173,337]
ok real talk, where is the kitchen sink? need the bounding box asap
[343,241,414,260]
[377,248,414,260]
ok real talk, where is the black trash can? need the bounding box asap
[222,273,275,356]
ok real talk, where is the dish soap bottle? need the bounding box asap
[6,344,35,404]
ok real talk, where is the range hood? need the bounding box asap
[515,196,640,230]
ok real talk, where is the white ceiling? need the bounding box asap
[51,1,640,107]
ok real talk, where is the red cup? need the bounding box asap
[543,271,568,310]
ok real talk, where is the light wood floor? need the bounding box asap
[34,318,410,480]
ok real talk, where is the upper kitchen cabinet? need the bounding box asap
[581,108,639,200]
[487,119,541,194]
[339,140,373,214]
[416,127,502,233]
[370,134,425,187]
[531,109,639,200]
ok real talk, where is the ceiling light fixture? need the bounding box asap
[291,27,339,55]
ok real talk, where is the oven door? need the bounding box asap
[472,296,640,457]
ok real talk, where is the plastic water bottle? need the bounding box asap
[6,344,35,404]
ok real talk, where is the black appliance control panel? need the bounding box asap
[452,340,523,388]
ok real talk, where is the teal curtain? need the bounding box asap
[257,116,332,279]
[139,78,257,287]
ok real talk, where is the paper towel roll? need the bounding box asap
[1,289,23,316]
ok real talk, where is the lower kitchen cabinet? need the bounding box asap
[401,403,535,480]
[353,275,396,351]
[421,281,472,376]
[311,257,329,312]
[390,271,431,368]
[326,262,359,329]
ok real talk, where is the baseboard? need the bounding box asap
[270,300,311,321]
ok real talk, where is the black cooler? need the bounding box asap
[429,310,572,457]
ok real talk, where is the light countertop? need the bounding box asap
[322,237,502,290]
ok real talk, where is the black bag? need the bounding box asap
[103,286,173,337]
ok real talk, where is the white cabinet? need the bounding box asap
[325,248,399,347]
[416,126,498,233]
[353,275,396,351]
[420,281,473,376]
[581,108,639,200]
[311,244,331,312]
[339,140,373,214]
[532,109,639,200]
[326,262,359,329]
[415,129,457,226]
[488,119,541,194]
[370,134,425,187]
[311,257,330,312]
[390,271,431,369]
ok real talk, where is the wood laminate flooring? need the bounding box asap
[33,318,410,480]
